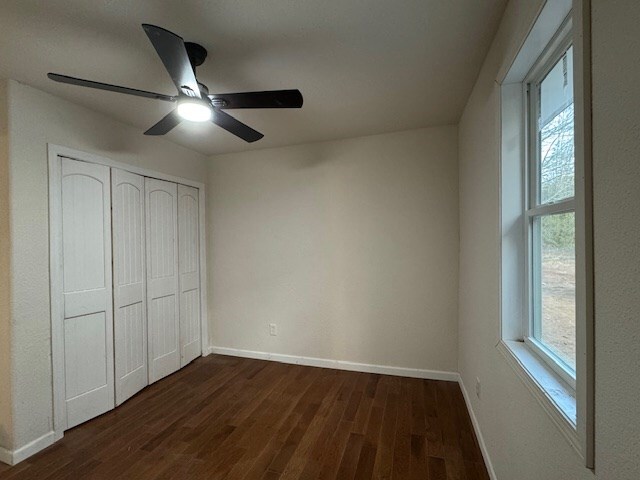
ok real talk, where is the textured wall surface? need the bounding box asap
[458,0,640,478]
[0,80,12,451]
[207,126,459,373]
[5,80,208,451]
[591,0,640,477]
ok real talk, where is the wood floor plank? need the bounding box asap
[0,355,489,480]
[335,432,364,480]
[410,434,428,480]
[352,374,379,434]
[279,372,346,479]
[392,378,412,479]
[410,378,427,436]
[316,419,355,480]
[352,403,383,479]
[371,389,399,479]
[444,456,468,480]
[436,380,462,461]
[296,372,358,479]
[424,380,445,458]
[239,404,304,480]
[429,456,448,480]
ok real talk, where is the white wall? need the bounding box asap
[3,79,208,452]
[207,126,459,373]
[0,80,12,452]
[458,0,640,479]
[591,0,640,477]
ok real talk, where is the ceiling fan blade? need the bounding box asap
[142,24,201,98]
[48,73,176,102]
[209,89,303,109]
[212,108,264,143]
[144,109,182,135]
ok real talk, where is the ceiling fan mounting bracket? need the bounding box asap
[185,42,208,69]
[210,98,229,108]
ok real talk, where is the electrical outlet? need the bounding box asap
[475,377,481,399]
[269,323,277,336]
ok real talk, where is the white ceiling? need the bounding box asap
[0,0,506,156]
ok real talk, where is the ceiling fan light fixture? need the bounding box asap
[177,100,212,122]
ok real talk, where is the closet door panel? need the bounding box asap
[178,184,201,366]
[60,158,114,429]
[64,313,108,398]
[145,178,180,383]
[112,169,148,405]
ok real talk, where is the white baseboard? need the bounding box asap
[458,377,497,480]
[208,345,459,382]
[0,430,55,466]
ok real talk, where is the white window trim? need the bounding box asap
[498,0,594,469]
[524,336,576,388]
[497,340,579,448]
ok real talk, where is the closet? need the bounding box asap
[51,154,204,431]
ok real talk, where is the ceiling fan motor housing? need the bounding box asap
[185,42,208,69]
[184,42,214,98]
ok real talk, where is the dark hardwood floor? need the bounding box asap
[0,355,489,479]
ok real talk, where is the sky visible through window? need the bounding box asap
[536,47,576,371]
[540,103,575,204]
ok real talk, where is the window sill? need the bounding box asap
[497,339,581,454]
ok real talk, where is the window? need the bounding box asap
[498,2,594,467]
[525,41,577,387]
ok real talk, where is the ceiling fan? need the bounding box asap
[48,24,303,142]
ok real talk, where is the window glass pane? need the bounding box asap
[538,46,575,204]
[535,211,576,370]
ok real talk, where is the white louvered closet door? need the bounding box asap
[178,184,201,366]
[112,169,148,405]
[145,178,181,383]
[60,158,115,429]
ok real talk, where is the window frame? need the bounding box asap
[523,28,577,390]
[498,0,594,467]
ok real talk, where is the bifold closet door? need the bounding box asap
[60,158,114,429]
[145,178,180,383]
[178,185,201,366]
[112,169,148,405]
